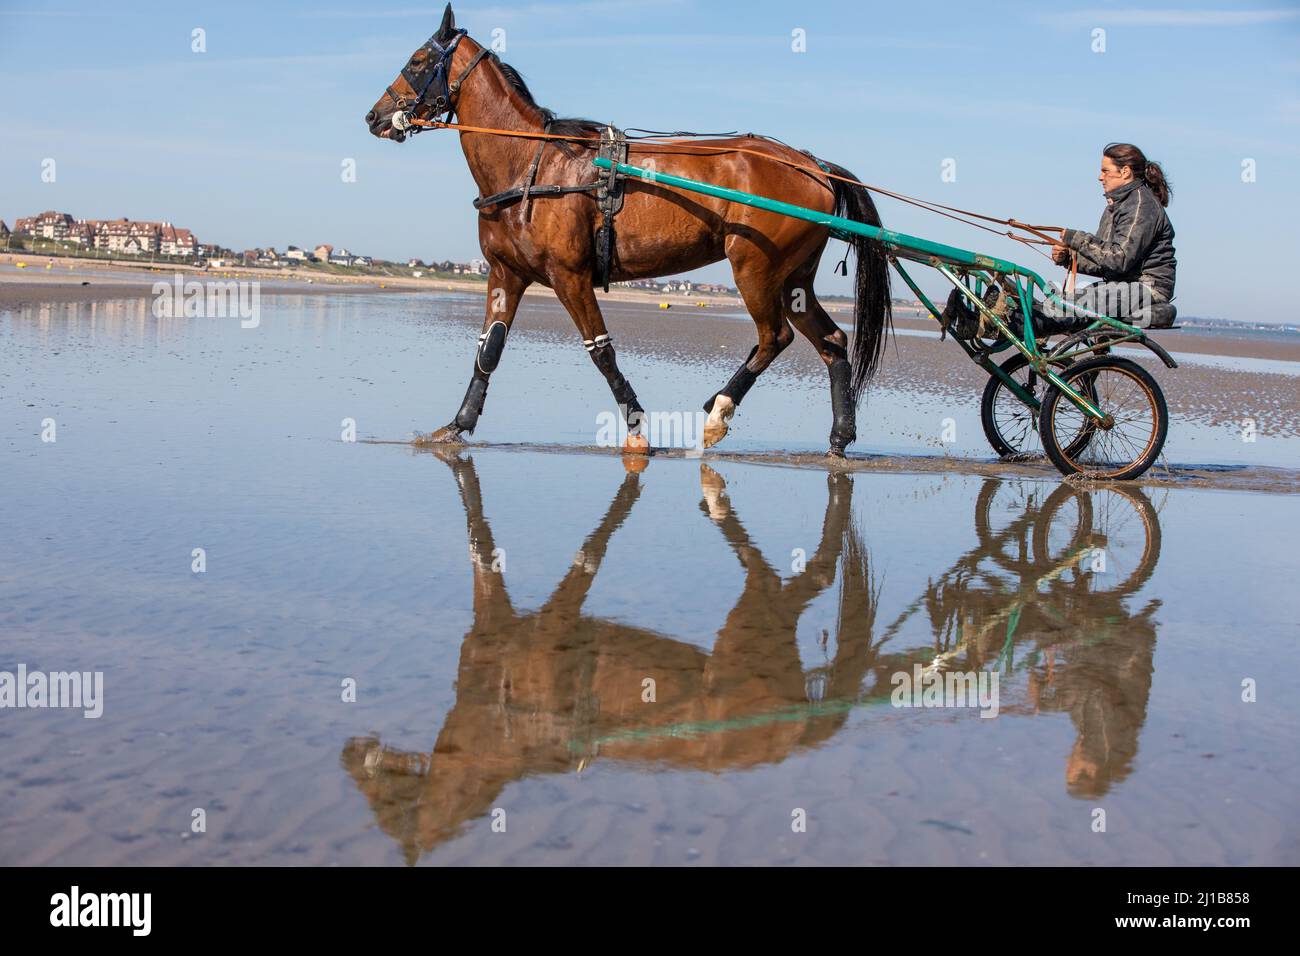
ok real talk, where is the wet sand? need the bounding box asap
[383,439,1300,495]
[0,272,401,309]
[5,272,1298,475]
[2,281,1298,867]
[2,442,1296,866]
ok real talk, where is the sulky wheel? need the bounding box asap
[981,353,1093,461]
[1038,356,1168,481]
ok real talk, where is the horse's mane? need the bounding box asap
[491,55,605,137]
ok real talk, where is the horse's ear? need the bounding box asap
[436,4,456,41]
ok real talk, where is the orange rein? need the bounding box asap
[413,118,1066,259]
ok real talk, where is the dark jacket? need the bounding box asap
[1062,179,1176,301]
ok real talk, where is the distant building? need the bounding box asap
[354,255,373,267]
[313,244,333,261]
[0,220,9,239]
[284,246,310,261]
[66,221,97,247]
[93,219,161,254]
[328,247,355,266]
[159,223,197,258]
[17,210,74,240]
[407,258,425,269]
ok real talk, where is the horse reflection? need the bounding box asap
[343,461,1165,863]
[342,451,876,863]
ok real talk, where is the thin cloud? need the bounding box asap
[523,33,970,51]
[1042,8,1300,27]
[0,8,127,15]
[0,50,393,85]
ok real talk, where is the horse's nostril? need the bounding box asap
[365,110,377,124]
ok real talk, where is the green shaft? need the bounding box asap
[593,156,1037,278]
[591,157,1127,328]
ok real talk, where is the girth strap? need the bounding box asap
[472,182,600,210]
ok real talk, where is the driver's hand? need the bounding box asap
[1051,243,1071,266]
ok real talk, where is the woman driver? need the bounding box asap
[945,142,1177,336]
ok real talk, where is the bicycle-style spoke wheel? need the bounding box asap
[981,354,1093,460]
[1050,484,1164,595]
[1032,483,1094,568]
[1039,356,1168,480]
[973,478,1046,574]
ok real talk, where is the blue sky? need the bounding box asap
[1,0,1296,322]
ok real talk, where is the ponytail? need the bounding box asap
[1143,161,1171,207]
[1104,142,1172,207]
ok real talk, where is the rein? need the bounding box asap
[410,117,1065,256]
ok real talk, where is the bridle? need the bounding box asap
[386,29,492,138]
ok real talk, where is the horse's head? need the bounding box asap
[365,4,481,142]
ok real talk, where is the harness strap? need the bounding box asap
[520,121,553,219]
[472,182,601,210]
[594,126,628,292]
[448,47,492,100]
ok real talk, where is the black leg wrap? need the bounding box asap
[453,375,490,433]
[828,358,856,452]
[476,321,509,375]
[704,346,760,413]
[589,340,644,425]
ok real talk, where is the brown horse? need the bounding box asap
[365,4,891,456]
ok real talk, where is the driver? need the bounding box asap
[945,143,1177,337]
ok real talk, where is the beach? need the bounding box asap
[2,265,1297,867]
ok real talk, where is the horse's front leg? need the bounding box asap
[423,268,529,443]
[551,274,649,454]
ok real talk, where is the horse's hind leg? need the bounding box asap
[785,254,857,456]
[424,266,528,443]
[704,245,795,448]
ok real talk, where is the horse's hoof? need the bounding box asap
[699,463,730,521]
[702,395,735,448]
[416,424,465,445]
[623,432,650,455]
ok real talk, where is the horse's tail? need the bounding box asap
[823,160,892,404]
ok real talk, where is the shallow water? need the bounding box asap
[2,294,1297,865]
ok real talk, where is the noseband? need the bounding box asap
[387,29,492,133]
